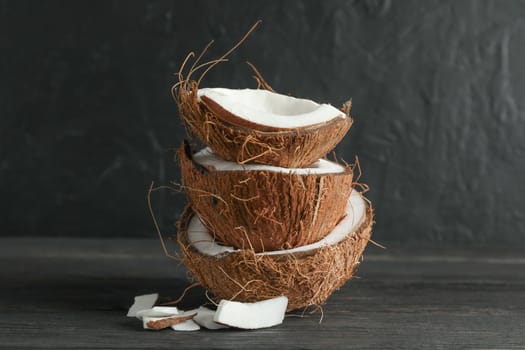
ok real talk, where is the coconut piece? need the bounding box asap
[197,88,344,130]
[179,142,354,252]
[171,319,201,331]
[190,306,228,330]
[177,191,373,311]
[136,306,179,319]
[127,293,158,317]
[143,312,197,330]
[175,81,352,167]
[187,216,235,257]
[188,189,365,257]
[213,296,288,329]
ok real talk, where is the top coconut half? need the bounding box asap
[176,83,353,168]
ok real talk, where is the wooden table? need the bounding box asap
[1,238,524,349]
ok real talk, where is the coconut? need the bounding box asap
[176,81,352,168]
[213,296,288,329]
[126,293,158,317]
[173,21,353,168]
[177,189,373,312]
[179,141,354,252]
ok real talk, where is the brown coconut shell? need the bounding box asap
[179,141,354,252]
[175,81,353,168]
[177,202,373,312]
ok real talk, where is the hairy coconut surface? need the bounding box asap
[175,80,352,167]
[177,192,373,312]
[186,189,366,257]
[179,141,354,252]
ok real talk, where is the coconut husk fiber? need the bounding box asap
[179,141,354,252]
[175,80,353,168]
[177,202,374,312]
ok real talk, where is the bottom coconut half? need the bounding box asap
[177,190,374,312]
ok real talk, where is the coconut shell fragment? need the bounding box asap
[175,81,353,168]
[179,141,354,252]
[177,195,373,312]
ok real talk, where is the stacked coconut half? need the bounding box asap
[174,81,374,311]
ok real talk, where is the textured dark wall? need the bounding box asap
[1,0,525,243]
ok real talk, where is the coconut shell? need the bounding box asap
[179,141,354,252]
[177,202,373,312]
[175,81,353,168]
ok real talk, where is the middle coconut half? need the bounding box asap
[179,141,354,252]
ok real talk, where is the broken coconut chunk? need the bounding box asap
[191,307,228,330]
[213,296,288,329]
[127,293,158,317]
[136,306,179,319]
[143,312,197,330]
[171,319,201,331]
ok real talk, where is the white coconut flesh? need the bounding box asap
[187,189,366,257]
[136,306,180,319]
[197,88,345,129]
[126,293,158,317]
[190,307,229,329]
[213,296,288,329]
[171,319,201,331]
[192,147,346,174]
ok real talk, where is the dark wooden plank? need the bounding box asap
[1,239,524,349]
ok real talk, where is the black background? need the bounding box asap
[2,0,524,244]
